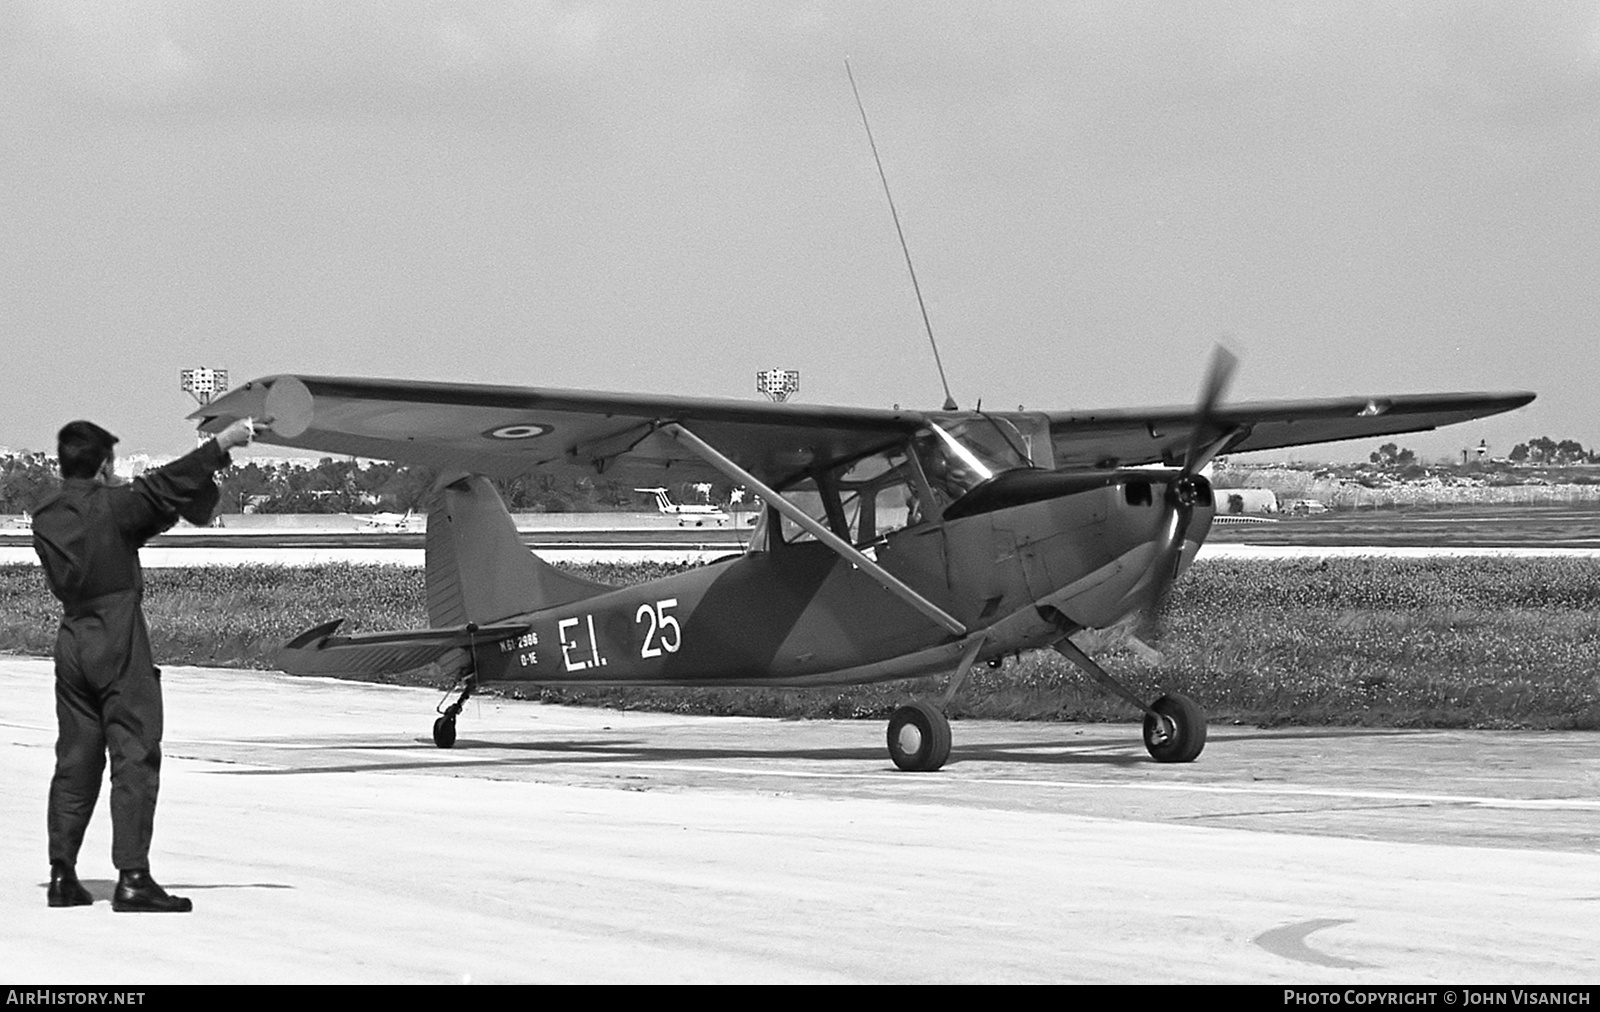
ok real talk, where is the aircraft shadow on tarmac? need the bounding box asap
[200,724,1425,779]
[1204,727,1419,745]
[208,733,1188,776]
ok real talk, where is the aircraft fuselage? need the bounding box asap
[473,475,1212,687]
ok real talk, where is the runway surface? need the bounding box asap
[7,504,1600,566]
[1206,504,1600,550]
[2,657,1596,983]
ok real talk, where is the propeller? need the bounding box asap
[1134,344,1239,648]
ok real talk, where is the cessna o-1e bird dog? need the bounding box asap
[193,364,1530,770]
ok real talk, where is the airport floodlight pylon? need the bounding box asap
[181,368,229,406]
[756,369,800,403]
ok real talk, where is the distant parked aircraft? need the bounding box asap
[634,487,729,527]
[348,509,418,532]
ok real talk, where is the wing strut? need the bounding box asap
[662,423,968,638]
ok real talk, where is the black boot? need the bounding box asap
[112,869,192,913]
[47,862,92,908]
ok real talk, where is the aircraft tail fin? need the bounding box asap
[425,474,611,627]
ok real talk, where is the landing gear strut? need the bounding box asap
[433,675,477,749]
[1051,628,1207,763]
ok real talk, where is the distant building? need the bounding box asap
[1213,488,1279,514]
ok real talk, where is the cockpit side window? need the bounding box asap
[775,448,933,546]
[755,418,1040,550]
[840,450,921,544]
[773,484,830,545]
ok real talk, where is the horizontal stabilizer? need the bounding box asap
[278,618,529,678]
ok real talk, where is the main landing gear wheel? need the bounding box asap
[887,701,952,772]
[1142,693,1206,763]
[432,714,457,749]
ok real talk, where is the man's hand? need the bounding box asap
[216,417,265,451]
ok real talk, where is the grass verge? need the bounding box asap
[2,557,1597,729]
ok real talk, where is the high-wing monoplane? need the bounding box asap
[193,366,1530,770]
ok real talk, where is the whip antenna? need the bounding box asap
[846,58,958,412]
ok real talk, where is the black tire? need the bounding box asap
[433,715,457,749]
[887,702,952,772]
[1142,693,1206,763]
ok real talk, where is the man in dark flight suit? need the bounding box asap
[33,416,258,911]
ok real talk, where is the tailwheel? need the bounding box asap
[1142,693,1207,763]
[887,701,952,772]
[432,673,475,749]
[432,714,457,749]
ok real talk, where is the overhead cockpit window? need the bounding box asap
[914,416,1034,504]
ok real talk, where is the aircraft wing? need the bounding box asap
[1043,391,1535,469]
[193,375,1533,485]
[192,375,920,490]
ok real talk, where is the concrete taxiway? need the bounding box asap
[5,504,1600,566]
[2,658,1596,984]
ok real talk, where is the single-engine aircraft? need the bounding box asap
[192,362,1531,770]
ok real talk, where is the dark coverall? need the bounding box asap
[31,440,228,871]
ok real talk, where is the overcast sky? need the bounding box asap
[2,2,1594,462]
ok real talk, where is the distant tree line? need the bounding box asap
[1507,437,1597,465]
[0,453,58,514]
[1368,443,1418,468]
[0,452,735,516]
[1360,436,1598,472]
[222,459,734,515]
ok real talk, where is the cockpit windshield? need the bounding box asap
[913,416,1035,503]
